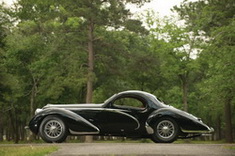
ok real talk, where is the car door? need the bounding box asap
[99,95,149,135]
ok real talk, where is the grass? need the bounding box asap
[224,146,235,150]
[0,145,58,156]
[230,146,235,150]
[0,140,45,144]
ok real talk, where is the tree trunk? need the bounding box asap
[30,85,36,118]
[29,83,37,141]
[0,112,3,141]
[14,112,19,144]
[9,108,19,143]
[85,21,94,143]
[182,80,188,112]
[6,122,10,141]
[215,115,221,140]
[224,97,233,143]
[20,121,25,141]
[86,21,94,104]
[179,74,188,112]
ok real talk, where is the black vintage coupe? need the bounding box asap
[28,90,213,143]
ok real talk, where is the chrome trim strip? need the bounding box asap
[59,108,105,111]
[70,108,140,130]
[67,108,140,130]
[53,108,100,133]
[75,118,100,133]
[69,129,100,135]
[181,127,214,134]
[44,104,104,109]
[202,134,213,137]
[64,109,100,132]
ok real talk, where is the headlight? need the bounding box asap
[35,109,42,115]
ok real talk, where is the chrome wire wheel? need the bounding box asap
[44,120,63,139]
[152,117,179,143]
[40,116,68,143]
[157,120,175,139]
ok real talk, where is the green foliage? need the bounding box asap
[0,0,153,142]
[0,0,234,143]
[145,12,202,111]
[174,0,235,34]
[0,146,58,156]
[174,0,235,142]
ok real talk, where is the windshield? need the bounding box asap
[104,94,117,104]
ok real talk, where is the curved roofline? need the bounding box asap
[118,90,152,95]
[104,90,164,108]
[117,90,157,98]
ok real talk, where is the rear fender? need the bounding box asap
[28,108,99,135]
[146,108,179,127]
[146,108,211,133]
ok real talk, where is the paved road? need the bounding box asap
[48,143,235,156]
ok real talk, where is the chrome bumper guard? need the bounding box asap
[35,108,42,115]
[24,126,29,130]
[208,127,214,133]
[145,123,154,134]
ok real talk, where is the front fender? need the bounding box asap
[28,108,99,135]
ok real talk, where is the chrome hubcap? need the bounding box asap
[157,120,175,139]
[44,120,63,138]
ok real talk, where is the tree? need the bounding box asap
[59,0,150,103]
[93,28,156,103]
[1,0,88,142]
[0,3,15,142]
[58,0,151,142]
[146,12,201,112]
[174,0,235,143]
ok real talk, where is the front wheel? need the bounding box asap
[39,115,68,143]
[151,117,179,143]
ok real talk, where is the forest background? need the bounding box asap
[0,0,234,143]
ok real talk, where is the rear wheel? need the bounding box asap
[39,115,68,143]
[152,117,179,143]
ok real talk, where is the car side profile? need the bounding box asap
[28,90,214,143]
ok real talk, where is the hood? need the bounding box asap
[42,103,104,109]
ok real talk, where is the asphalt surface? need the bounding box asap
[0,143,234,156]
[47,143,235,156]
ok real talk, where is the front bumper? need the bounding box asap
[35,108,43,115]
[207,127,214,133]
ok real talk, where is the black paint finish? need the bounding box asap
[28,90,214,142]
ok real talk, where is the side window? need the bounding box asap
[113,97,146,109]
